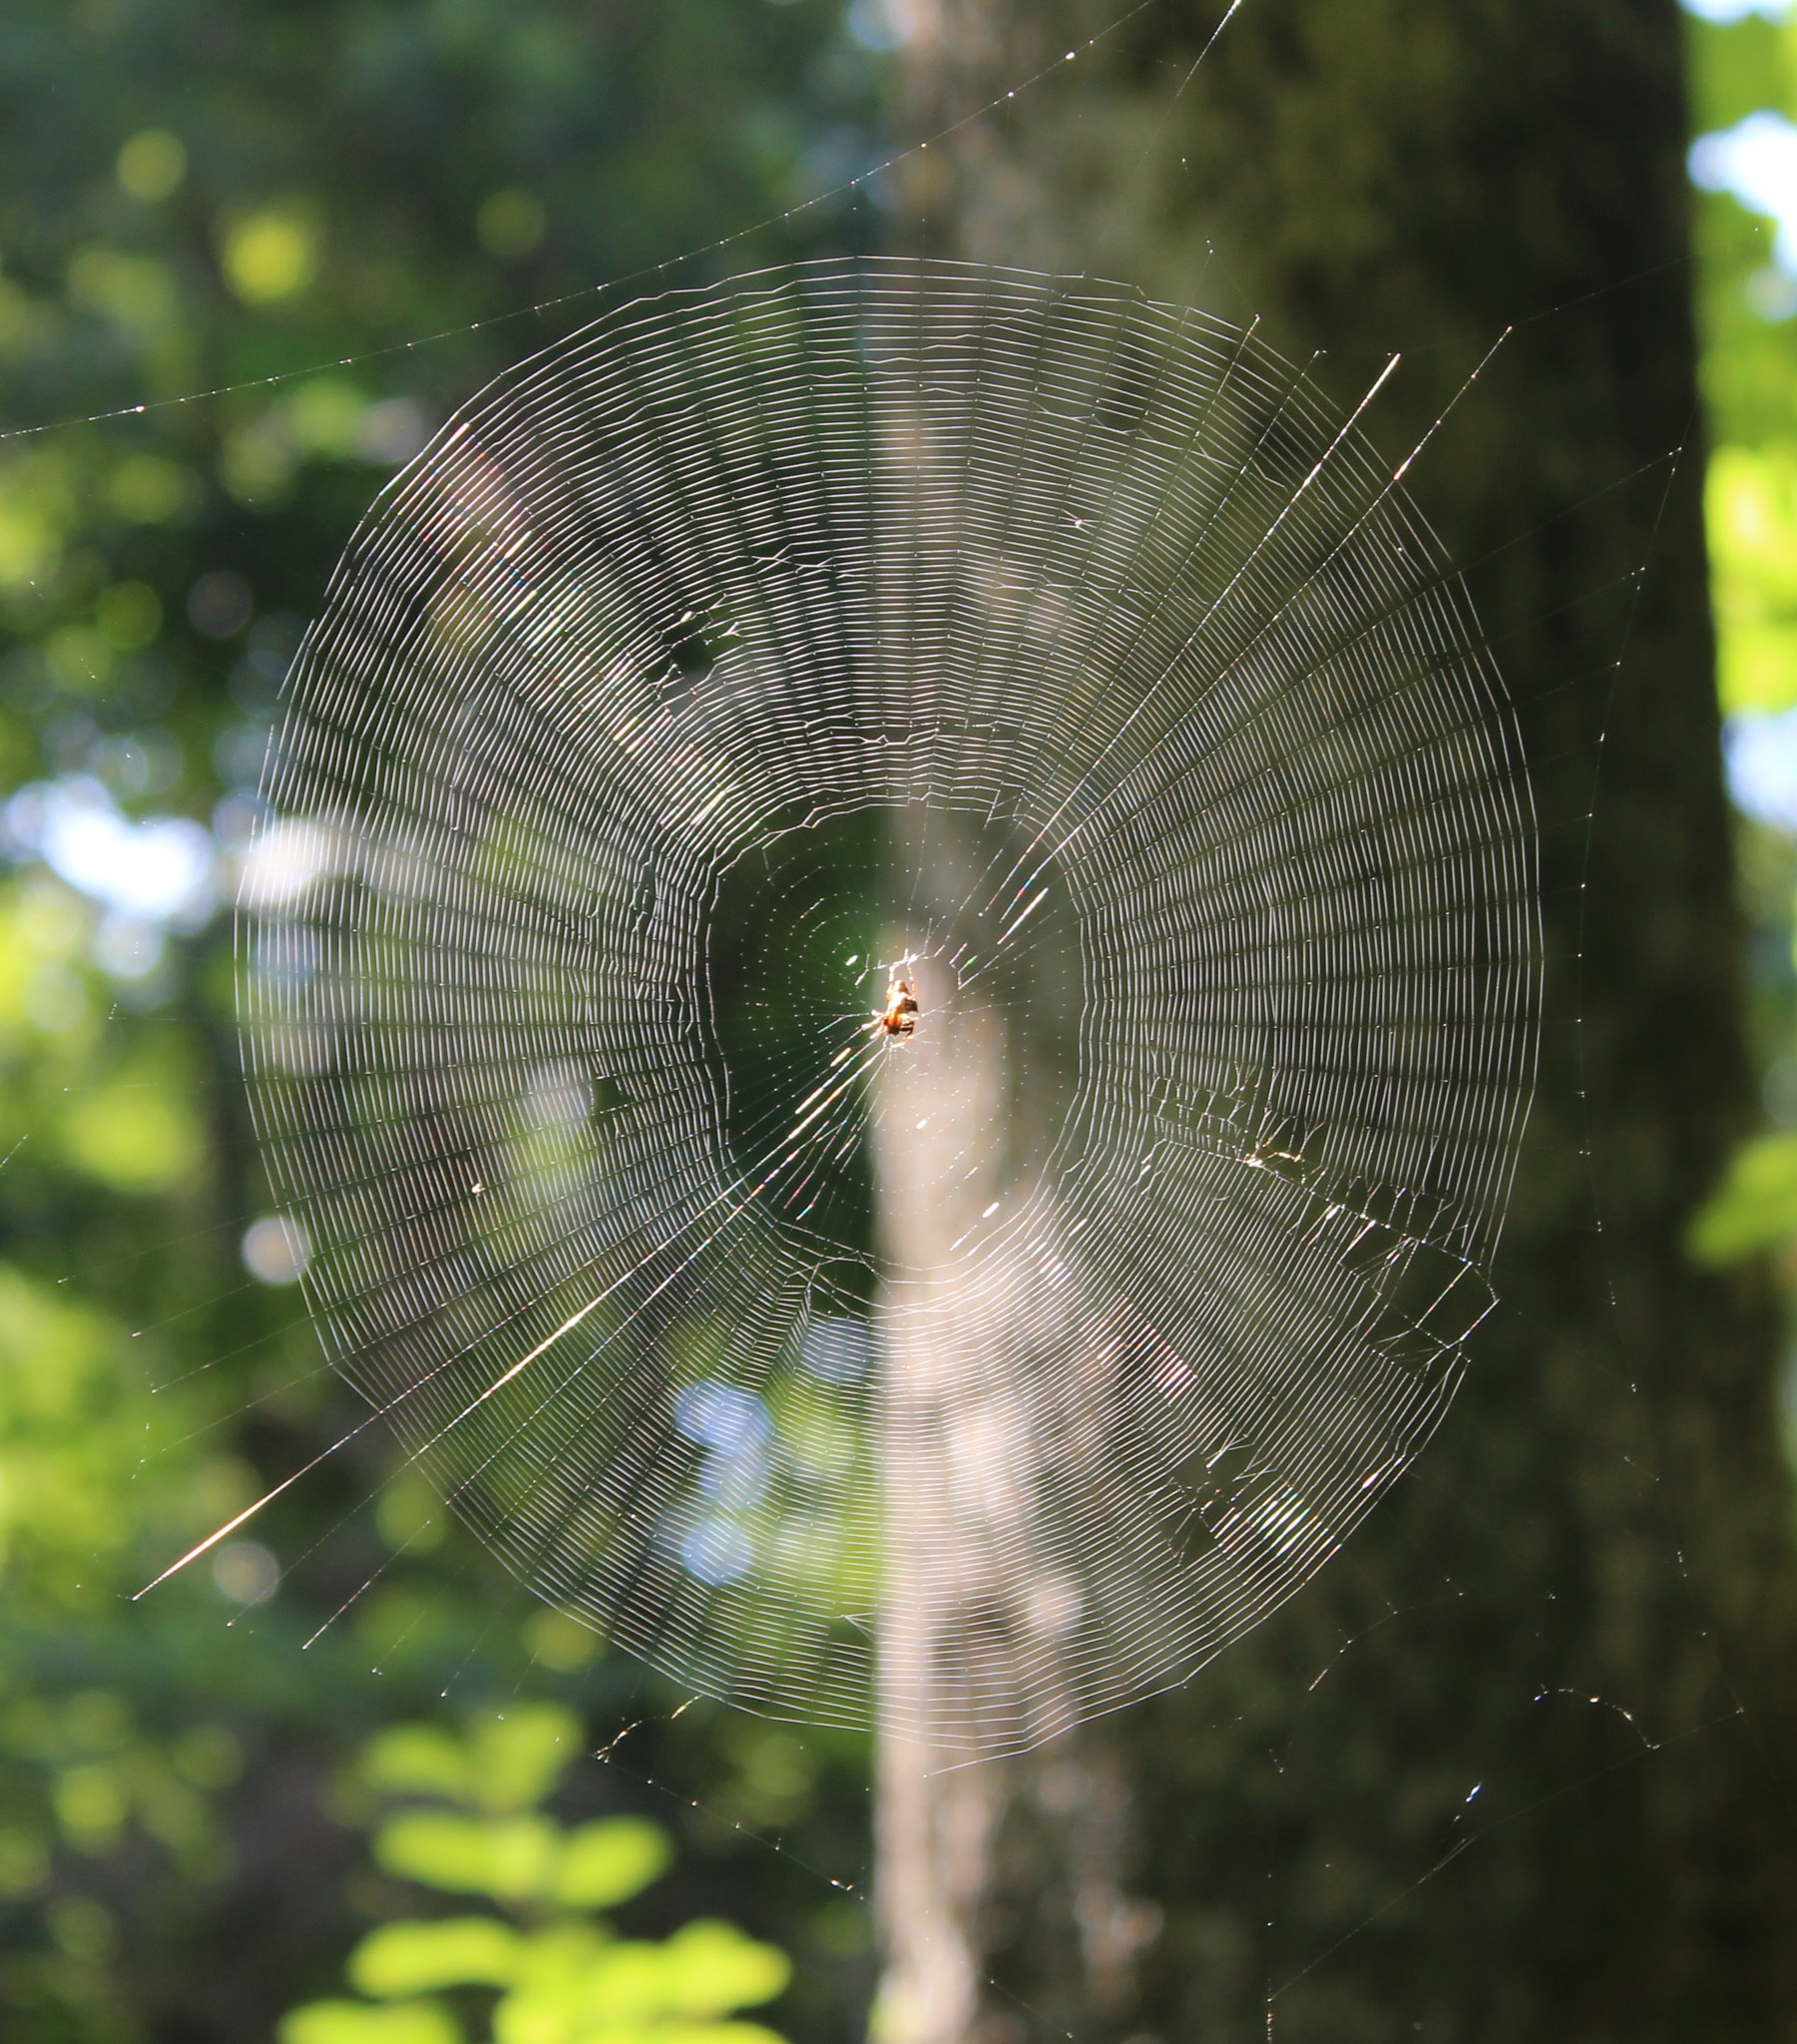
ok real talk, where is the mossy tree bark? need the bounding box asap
[885,1,1797,2036]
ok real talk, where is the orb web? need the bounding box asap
[239,257,1540,1757]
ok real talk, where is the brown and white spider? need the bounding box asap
[871,972,920,1041]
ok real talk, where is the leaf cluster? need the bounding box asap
[280,1707,790,2044]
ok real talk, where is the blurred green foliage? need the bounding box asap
[1689,9,1797,716]
[1683,7,1797,1289]
[278,1706,791,2044]
[0,3,878,2039]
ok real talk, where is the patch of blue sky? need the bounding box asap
[1725,710,1797,829]
[1681,0,1792,22]
[1,774,215,925]
[1691,112,1797,272]
[674,1379,773,1454]
[680,1515,755,1586]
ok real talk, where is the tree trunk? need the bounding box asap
[883,1,1797,2036]
[873,945,1011,2044]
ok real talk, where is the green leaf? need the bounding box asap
[360,1726,470,1805]
[374,1812,559,1901]
[0,1263,152,1584]
[349,1917,523,1997]
[570,1939,672,2021]
[552,1817,674,1909]
[1686,13,1792,137]
[1689,1131,1797,1265]
[658,1921,791,2018]
[1707,444,1797,713]
[466,1705,582,1814]
[277,2000,462,2044]
[528,1920,788,2029]
[358,1707,579,1818]
[650,2026,789,2044]
[492,1928,622,2044]
[57,1048,205,1196]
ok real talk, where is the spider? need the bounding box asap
[872,972,920,1041]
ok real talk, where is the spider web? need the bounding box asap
[237,257,1540,1758]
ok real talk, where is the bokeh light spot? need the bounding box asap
[116,130,186,204]
[222,209,320,304]
[475,189,547,257]
[241,1215,310,1285]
